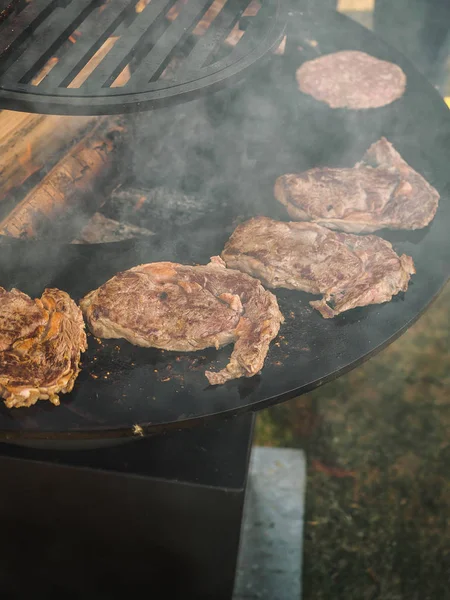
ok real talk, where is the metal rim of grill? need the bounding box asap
[0,0,287,114]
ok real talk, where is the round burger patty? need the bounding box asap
[296,50,406,109]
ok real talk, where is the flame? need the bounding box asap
[111,64,131,87]
[167,0,189,22]
[224,22,244,47]
[68,37,119,88]
[133,195,147,212]
[243,0,261,17]
[18,142,32,168]
[68,34,76,44]
[192,0,227,36]
[16,143,35,182]
[273,34,286,56]
[338,0,375,10]
[31,56,59,85]
[135,0,150,13]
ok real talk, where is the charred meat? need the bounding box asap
[221,217,415,318]
[0,288,87,408]
[80,257,283,385]
[275,138,439,233]
[296,50,406,109]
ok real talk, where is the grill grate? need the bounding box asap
[0,0,286,114]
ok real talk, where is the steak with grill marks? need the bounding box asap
[274,138,439,233]
[0,287,87,408]
[221,217,415,318]
[80,257,283,385]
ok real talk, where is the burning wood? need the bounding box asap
[105,185,216,232]
[72,212,153,244]
[68,37,131,88]
[166,0,261,47]
[192,0,228,36]
[0,110,98,204]
[0,118,125,239]
[31,57,59,86]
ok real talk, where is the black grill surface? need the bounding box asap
[0,0,286,114]
[0,8,449,449]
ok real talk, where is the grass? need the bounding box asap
[254,281,450,599]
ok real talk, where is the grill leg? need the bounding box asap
[0,414,254,599]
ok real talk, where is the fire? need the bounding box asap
[243,0,261,17]
[167,0,189,22]
[192,0,227,36]
[133,195,147,212]
[111,65,131,87]
[69,37,119,88]
[135,0,150,13]
[273,35,286,56]
[31,56,59,86]
[68,34,76,44]
[18,142,33,171]
[225,22,244,48]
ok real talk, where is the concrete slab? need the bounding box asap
[234,447,307,600]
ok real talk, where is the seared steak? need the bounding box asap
[80,257,283,385]
[275,138,439,233]
[221,217,415,318]
[296,50,406,109]
[0,288,87,408]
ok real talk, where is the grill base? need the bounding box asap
[0,413,254,598]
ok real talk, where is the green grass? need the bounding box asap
[255,281,450,599]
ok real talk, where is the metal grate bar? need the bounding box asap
[127,0,214,85]
[41,0,134,88]
[178,0,244,75]
[2,0,98,85]
[0,0,285,113]
[0,0,56,56]
[206,1,272,73]
[81,0,174,90]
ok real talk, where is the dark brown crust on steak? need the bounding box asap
[275,138,439,233]
[296,50,406,109]
[0,288,87,408]
[80,257,283,385]
[221,217,415,318]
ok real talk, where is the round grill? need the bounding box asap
[0,0,286,114]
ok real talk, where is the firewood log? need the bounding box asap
[0,118,125,239]
[0,111,98,203]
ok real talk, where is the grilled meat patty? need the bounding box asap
[0,288,87,408]
[80,257,283,385]
[296,50,406,109]
[275,138,439,233]
[221,217,415,318]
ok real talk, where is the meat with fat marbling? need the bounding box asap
[275,138,439,233]
[80,257,283,385]
[221,216,415,318]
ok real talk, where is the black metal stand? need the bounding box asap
[0,414,255,599]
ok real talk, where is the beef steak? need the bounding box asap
[0,288,87,408]
[221,217,415,318]
[80,257,283,385]
[296,50,406,109]
[274,138,439,233]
